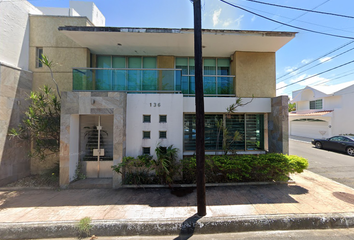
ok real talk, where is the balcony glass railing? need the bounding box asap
[73,68,235,96]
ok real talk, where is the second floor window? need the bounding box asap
[96,55,157,91]
[309,99,322,110]
[176,57,233,95]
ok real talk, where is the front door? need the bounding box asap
[80,115,113,178]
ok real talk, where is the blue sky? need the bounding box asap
[28,0,354,97]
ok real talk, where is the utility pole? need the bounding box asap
[193,0,206,216]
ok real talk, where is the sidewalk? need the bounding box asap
[1,170,354,239]
[289,135,314,143]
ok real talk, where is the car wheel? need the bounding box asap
[315,142,322,149]
[347,147,354,156]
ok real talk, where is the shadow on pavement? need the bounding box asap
[174,213,202,240]
[0,184,308,209]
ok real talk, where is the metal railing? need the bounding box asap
[73,68,235,96]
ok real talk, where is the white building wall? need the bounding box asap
[323,96,341,110]
[37,7,80,17]
[296,101,308,111]
[183,97,271,113]
[332,93,354,135]
[0,1,42,70]
[69,1,105,26]
[126,94,183,160]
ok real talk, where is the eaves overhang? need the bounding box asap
[58,26,296,57]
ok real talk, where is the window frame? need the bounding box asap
[143,115,151,123]
[175,57,233,95]
[142,147,150,155]
[309,99,323,110]
[143,131,151,139]
[159,115,167,123]
[159,131,167,139]
[36,47,43,68]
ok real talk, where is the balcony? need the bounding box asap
[73,68,235,96]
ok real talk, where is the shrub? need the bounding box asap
[182,153,308,183]
[111,155,155,185]
[8,86,60,161]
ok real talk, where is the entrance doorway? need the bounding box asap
[80,115,113,178]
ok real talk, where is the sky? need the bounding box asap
[27,0,354,98]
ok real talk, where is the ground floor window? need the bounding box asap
[184,114,264,152]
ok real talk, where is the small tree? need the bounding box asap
[288,102,296,112]
[215,96,253,155]
[8,55,61,161]
[8,86,60,160]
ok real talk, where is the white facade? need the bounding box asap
[183,97,271,113]
[126,94,184,160]
[290,82,354,138]
[69,1,105,26]
[37,7,80,17]
[0,1,42,70]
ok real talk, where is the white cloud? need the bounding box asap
[289,74,328,86]
[276,81,287,96]
[212,8,244,28]
[285,66,297,73]
[251,15,256,22]
[319,57,332,63]
[301,59,311,64]
[213,9,222,27]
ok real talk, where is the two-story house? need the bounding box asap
[290,81,354,139]
[1,0,295,188]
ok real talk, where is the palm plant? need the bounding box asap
[154,145,180,185]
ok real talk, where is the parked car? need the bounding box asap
[311,136,354,156]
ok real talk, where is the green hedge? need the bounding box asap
[113,153,308,185]
[181,153,308,183]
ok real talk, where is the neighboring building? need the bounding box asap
[290,81,354,139]
[0,0,103,186]
[0,0,296,188]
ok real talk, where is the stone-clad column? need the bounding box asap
[268,96,289,154]
[60,91,127,188]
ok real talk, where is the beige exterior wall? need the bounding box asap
[231,51,276,98]
[157,56,174,68]
[29,15,91,93]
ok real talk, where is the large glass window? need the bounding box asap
[309,99,322,109]
[96,55,157,91]
[184,114,264,152]
[176,57,233,95]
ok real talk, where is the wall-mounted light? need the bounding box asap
[91,99,95,105]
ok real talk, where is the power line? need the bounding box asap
[272,0,330,31]
[220,0,354,40]
[314,69,354,86]
[277,40,354,81]
[278,44,354,83]
[244,0,354,19]
[277,59,354,90]
[237,2,354,34]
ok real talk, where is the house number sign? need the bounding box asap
[150,103,161,107]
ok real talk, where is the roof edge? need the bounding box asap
[58,26,297,37]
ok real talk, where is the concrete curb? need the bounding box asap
[1,213,354,239]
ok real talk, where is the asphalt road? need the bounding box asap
[289,138,354,189]
[47,228,354,239]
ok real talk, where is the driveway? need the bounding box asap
[290,136,354,188]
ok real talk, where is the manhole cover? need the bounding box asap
[333,192,354,205]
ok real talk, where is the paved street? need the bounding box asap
[289,137,354,188]
[44,228,354,240]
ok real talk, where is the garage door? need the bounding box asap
[290,120,329,139]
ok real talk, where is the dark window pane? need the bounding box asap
[143,115,151,123]
[143,147,150,155]
[159,131,167,139]
[143,131,150,139]
[160,115,167,123]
